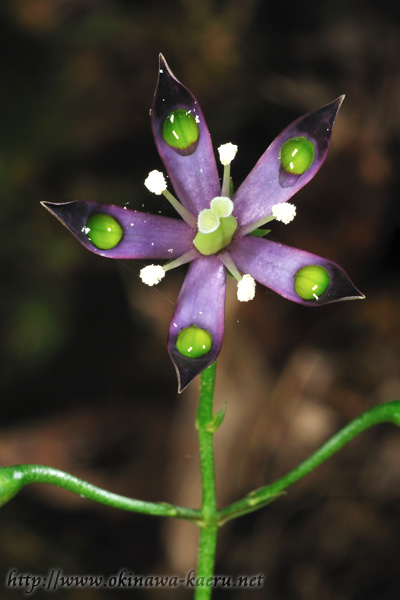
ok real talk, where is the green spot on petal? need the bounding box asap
[280,137,315,174]
[176,326,212,358]
[194,215,238,256]
[163,109,199,154]
[294,265,330,301]
[85,214,123,250]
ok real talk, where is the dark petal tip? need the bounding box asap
[151,56,220,215]
[170,351,217,393]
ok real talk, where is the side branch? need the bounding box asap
[0,464,202,524]
[218,400,400,525]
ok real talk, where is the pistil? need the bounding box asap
[194,196,238,256]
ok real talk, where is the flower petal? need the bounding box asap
[41,200,194,259]
[233,97,344,230]
[151,55,220,215]
[229,235,364,305]
[168,256,226,392]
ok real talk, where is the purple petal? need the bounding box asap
[168,256,226,392]
[229,235,364,305]
[42,200,194,259]
[151,55,221,216]
[233,97,344,230]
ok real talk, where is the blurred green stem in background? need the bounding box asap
[1,368,400,599]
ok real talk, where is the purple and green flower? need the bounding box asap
[42,55,364,391]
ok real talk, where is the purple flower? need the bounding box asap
[42,55,364,391]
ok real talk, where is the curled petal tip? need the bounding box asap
[328,94,345,117]
[172,353,217,393]
[157,53,178,87]
[158,53,169,71]
[41,200,85,230]
[344,288,365,302]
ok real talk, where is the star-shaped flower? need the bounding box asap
[42,55,364,391]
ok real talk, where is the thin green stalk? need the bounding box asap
[194,361,219,599]
[218,399,400,525]
[0,464,201,523]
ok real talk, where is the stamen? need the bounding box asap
[237,274,256,302]
[239,202,296,236]
[218,143,238,166]
[162,248,199,272]
[144,170,197,229]
[272,202,296,224]
[144,170,167,195]
[218,251,242,281]
[219,253,256,302]
[140,249,199,287]
[218,143,238,197]
[140,264,165,286]
[239,215,275,237]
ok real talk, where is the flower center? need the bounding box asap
[194,216,238,255]
[193,196,238,256]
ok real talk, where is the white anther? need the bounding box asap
[198,208,220,234]
[218,143,238,166]
[210,196,234,218]
[144,170,167,195]
[237,274,256,302]
[271,202,296,224]
[140,264,165,286]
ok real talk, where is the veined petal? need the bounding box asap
[41,200,194,259]
[151,55,220,215]
[229,235,364,305]
[168,256,226,392]
[233,97,344,230]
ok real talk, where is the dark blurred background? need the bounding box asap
[1,0,400,598]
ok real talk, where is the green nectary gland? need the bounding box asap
[280,136,315,175]
[294,265,330,300]
[85,213,123,250]
[176,326,212,358]
[193,215,238,256]
[163,109,199,152]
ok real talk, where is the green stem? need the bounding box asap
[194,361,219,599]
[0,464,201,523]
[218,399,400,525]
